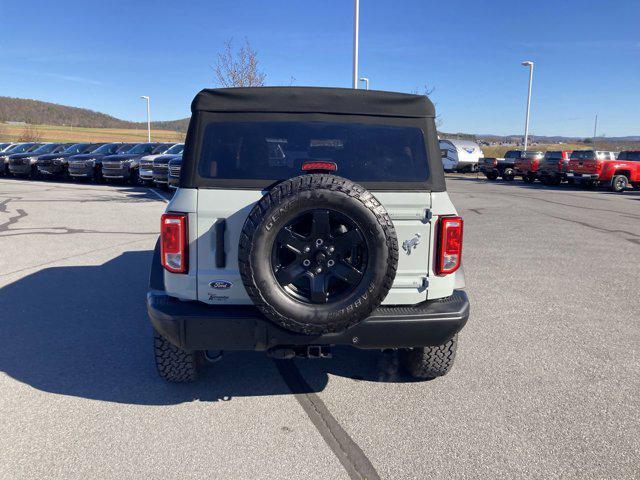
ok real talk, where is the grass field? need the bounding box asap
[0,123,185,143]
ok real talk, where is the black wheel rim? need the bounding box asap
[271,209,368,304]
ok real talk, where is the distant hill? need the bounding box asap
[0,96,189,132]
[1,96,635,141]
[472,133,640,143]
[146,118,190,132]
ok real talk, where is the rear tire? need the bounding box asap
[611,174,628,193]
[153,330,200,382]
[485,172,498,181]
[400,335,458,379]
[502,168,515,181]
[523,174,535,184]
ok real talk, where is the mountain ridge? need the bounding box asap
[0,96,190,132]
[1,96,637,141]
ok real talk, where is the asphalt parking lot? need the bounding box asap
[1,176,638,480]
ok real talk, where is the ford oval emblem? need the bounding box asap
[209,280,233,290]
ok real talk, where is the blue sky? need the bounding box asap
[0,0,638,136]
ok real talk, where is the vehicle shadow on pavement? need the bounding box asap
[0,250,412,405]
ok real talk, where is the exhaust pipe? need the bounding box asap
[267,346,332,359]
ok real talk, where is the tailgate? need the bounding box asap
[196,189,264,304]
[196,189,432,306]
[373,191,431,305]
[515,159,531,172]
[569,159,598,174]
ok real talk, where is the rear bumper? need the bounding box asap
[538,170,563,177]
[567,173,599,180]
[147,289,470,351]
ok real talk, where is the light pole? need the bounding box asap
[359,77,369,90]
[352,0,359,89]
[140,96,151,142]
[521,61,534,151]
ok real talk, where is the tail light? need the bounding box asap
[595,160,603,173]
[161,213,188,273]
[302,161,337,172]
[436,216,463,275]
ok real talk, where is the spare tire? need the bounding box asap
[239,174,398,335]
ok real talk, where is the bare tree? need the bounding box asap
[17,124,42,142]
[214,38,266,87]
[413,84,436,96]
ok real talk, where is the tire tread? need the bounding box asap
[153,331,199,382]
[238,174,398,335]
[400,335,458,379]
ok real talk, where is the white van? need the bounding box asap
[439,139,484,172]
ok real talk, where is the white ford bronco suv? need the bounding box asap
[147,87,469,382]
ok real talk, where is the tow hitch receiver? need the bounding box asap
[267,346,332,359]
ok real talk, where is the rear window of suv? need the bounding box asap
[570,151,595,160]
[197,121,429,183]
[618,152,640,161]
[521,151,543,159]
[545,151,563,159]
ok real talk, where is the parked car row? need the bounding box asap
[479,149,640,193]
[0,141,183,189]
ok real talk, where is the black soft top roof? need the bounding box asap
[191,87,435,118]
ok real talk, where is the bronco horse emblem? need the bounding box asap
[402,233,422,255]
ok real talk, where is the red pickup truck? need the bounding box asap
[538,150,572,185]
[567,150,640,192]
[514,151,544,183]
